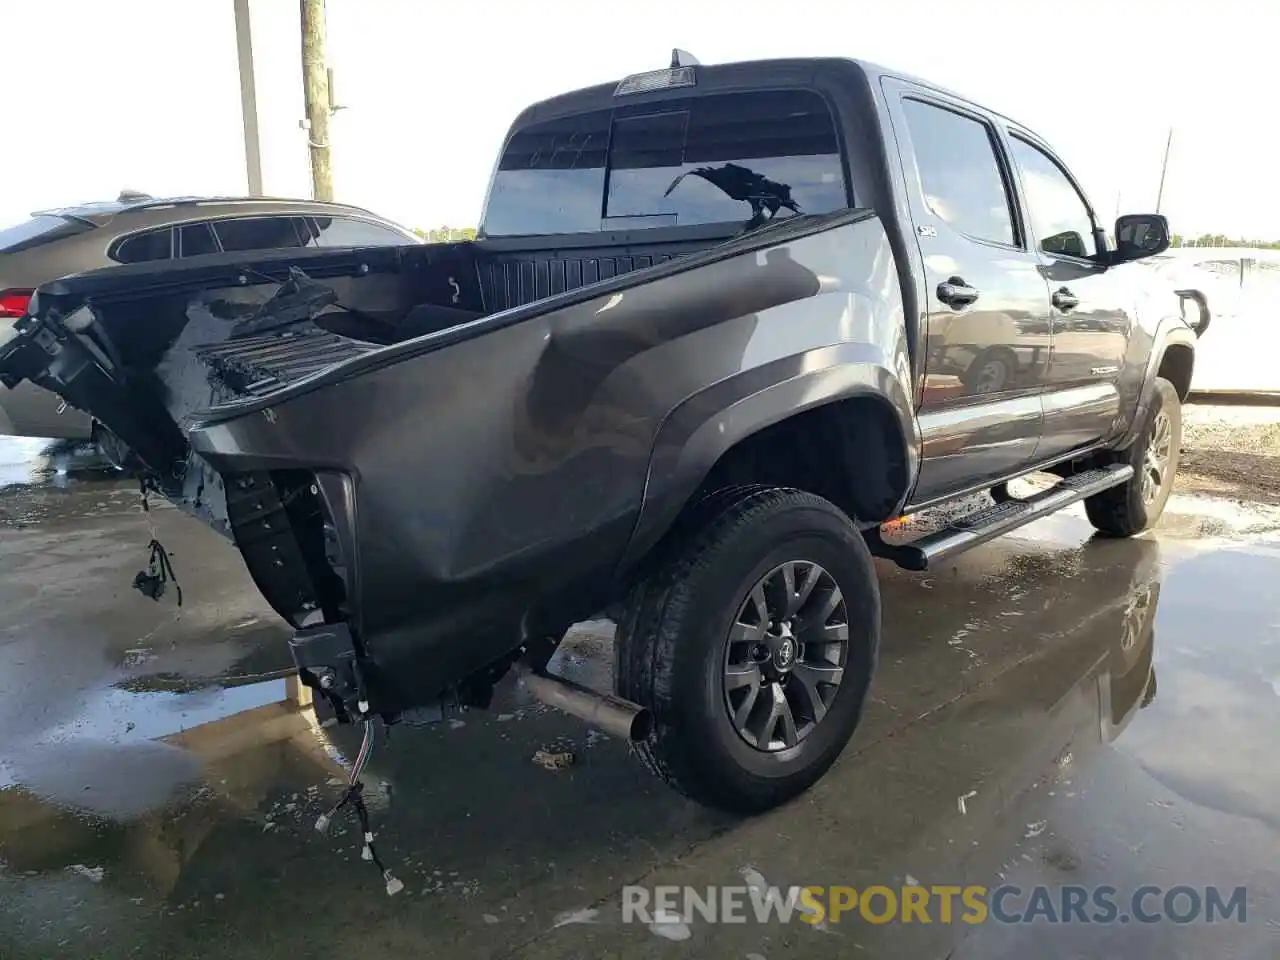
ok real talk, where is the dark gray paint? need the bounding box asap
[873,76,1187,508]
[878,78,1055,502]
[0,56,1194,714]
[182,214,916,695]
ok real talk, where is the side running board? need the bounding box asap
[869,464,1135,571]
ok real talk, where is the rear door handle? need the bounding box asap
[1052,287,1080,311]
[937,276,980,309]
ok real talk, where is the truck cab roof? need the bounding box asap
[510,56,965,124]
[478,55,1050,243]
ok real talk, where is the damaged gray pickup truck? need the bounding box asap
[0,54,1197,816]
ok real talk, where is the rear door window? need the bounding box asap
[900,99,1016,247]
[212,216,307,253]
[0,215,95,254]
[483,89,848,236]
[114,227,175,263]
[178,222,219,257]
[305,216,412,247]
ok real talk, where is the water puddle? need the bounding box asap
[0,678,286,816]
[0,437,52,490]
[0,436,134,528]
[1161,491,1280,537]
[40,679,288,747]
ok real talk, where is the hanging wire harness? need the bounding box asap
[135,473,400,894]
[132,479,183,605]
[314,718,403,896]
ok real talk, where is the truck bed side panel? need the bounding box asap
[190,213,913,700]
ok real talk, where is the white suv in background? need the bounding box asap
[1148,248,1280,395]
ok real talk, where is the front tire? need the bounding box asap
[1086,377,1182,537]
[615,487,880,813]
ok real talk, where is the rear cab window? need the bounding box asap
[481,88,850,237]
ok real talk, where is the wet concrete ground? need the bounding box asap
[0,444,1278,958]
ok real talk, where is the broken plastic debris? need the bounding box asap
[1025,820,1048,839]
[533,748,575,770]
[797,897,831,932]
[905,874,920,887]
[739,865,769,893]
[957,790,977,815]
[552,907,600,928]
[744,868,828,932]
[482,913,500,925]
[67,864,104,883]
[649,909,692,941]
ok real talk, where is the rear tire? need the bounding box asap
[1086,377,1182,537]
[615,487,880,813]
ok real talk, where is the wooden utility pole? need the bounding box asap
[300,0,334,200]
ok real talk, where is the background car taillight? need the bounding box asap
[0,289,34,319]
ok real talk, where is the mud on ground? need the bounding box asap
[1178,402,1280,504]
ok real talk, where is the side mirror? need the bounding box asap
[1042,230,1090,258]
[1112,214,1171,263]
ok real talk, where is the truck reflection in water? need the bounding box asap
[0,534,1161,929]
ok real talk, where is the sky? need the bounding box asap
[3,0,1277,240]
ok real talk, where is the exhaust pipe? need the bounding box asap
[513,663,653,742]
